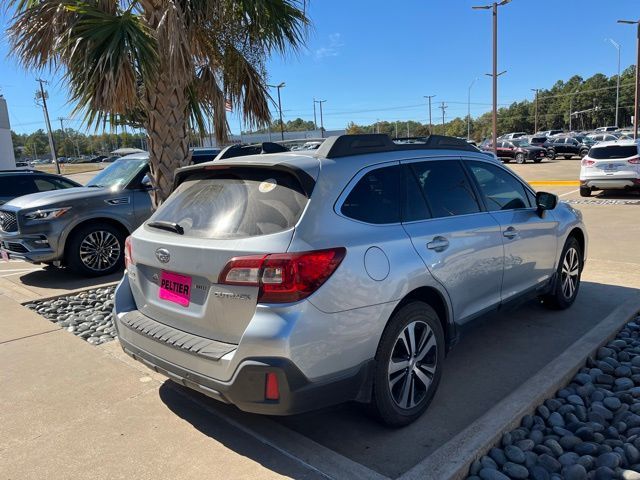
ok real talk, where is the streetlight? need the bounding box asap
[267,82,286,140]
[618,19,640,139]
[531,88,539,133]
[606,38,621,128]
[473,0,512,154]
[424,95,436,134]
[468,77,479,140]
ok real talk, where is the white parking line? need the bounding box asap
[0,269,40,278]
[559,189,579,197]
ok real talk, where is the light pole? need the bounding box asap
[618,19,640,139]
[473,0,512,154]
[531,88,539,133]
[315,99,327,137]
[35,79,60,174]
[468,77,479,140]
[607,39,621,127]
[424,95,436,134]
[268,82,286,140]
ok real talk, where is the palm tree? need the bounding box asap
[6,0,308,203]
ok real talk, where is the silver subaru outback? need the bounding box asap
[114,134,587,426]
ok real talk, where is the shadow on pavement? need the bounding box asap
[158,382,321,479]
[154,281,640,478]
[18,266,122,293]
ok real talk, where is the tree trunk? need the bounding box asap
[144,77,191,206]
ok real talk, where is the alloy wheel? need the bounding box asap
[388,320,437,410]
[561,247,580,299]
[79,230,121,272]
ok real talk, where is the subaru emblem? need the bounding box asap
[155,248,170,264]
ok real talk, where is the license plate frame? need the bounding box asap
[158,270,192,307]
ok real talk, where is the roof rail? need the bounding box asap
[0,168,38,173]
[316,134,479,159]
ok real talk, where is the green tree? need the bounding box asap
[7,0,309,203]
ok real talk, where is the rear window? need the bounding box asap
[149,169,310,239]
[590,145,639,160]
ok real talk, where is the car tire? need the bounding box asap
[547,150,556,160]
[67,223,125,277]
[580,186,591,197]
[579,150,589,158]
[370,301,445,427]
[541,236,583,310]
[515,153,526,164]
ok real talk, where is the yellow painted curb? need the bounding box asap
[529,180,580,186]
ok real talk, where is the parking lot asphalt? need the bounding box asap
[3,156,640,479]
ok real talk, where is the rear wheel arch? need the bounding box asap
[390,287,453,351]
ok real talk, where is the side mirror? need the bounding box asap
[141,174,155,191]
[536,191,558,215]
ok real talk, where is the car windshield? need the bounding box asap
[86,158,148,188]
[512,140,530,147]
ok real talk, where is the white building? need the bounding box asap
[0,97,16,169]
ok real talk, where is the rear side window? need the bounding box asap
[341,165,401,224]
[590,145,639,160]
[150,169,310,239]
[408,161,481,218]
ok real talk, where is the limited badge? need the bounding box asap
[259,178,278,193]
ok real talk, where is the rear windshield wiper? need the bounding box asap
[147,221,184,235]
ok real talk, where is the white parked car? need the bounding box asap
[580,140,640,197]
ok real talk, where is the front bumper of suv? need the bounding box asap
[0,210,65,264]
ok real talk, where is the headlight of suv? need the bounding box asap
[23,207,72,221]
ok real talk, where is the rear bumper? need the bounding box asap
[118,333,373,415]
[580,177,640,190]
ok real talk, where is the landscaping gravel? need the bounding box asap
[467,316,640,480]
[25,286,116,346]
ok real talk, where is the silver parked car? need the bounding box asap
[114,134,587,426]
[0,154,152,276]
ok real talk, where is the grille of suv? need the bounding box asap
[0,211,17,233]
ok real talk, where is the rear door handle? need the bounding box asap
[427,236,449,252]
[503,226,518,239]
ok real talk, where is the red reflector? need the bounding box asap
[628,157,640,164]
[265,372,280,400]
[581,158,595,167]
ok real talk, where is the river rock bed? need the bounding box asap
[468,316,640,480]
[25,286,117,346]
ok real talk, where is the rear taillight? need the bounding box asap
[581,158,595,167]
[628,157,640,164]
[218,248,346,303]
[124,236,133,269]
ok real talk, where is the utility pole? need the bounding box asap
[531,88,539,133]
[424,95,436,134]
[618,19,640,139]
[439,102,448,134]
[316,100,327,138]
[395,121,399,138]
[607,39,621,127]
[36,79,59,174]
[268,82,286,140]
[473,0,512,154]
[313,98,317,130]
[468,78,479,140]
[58,117,67,158]
[406,122,410,137]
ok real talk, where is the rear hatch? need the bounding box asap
[582,144,640,178]
[127,163,317,344]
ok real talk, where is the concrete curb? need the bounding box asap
[19,281,118,305]
[397,296,640,480]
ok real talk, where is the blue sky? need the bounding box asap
[1,0,638,134]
